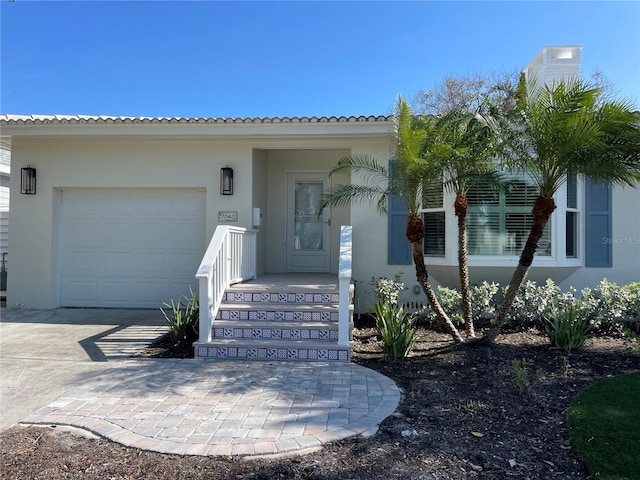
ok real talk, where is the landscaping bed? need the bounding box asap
[1,326,639,480]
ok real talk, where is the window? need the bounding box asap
[422,180,445,257]
[420,171,584,264]
[466,173,551,256]
[566,175,578,258]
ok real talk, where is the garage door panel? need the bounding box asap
[164,223,203,248]
[102,194,134,216]
[136,281,175,303]
[102,222,134,246]
[102,282,133,304]
[167,252,201,275]
[63,251,99,274]
[63,280,98,304]
[65,222,100,246]
[102,252,132,274]
[60,189,205,308]
[63,193,100,216]
[135,194,168,217]
[134,222,167,246]
[133,252,167,274]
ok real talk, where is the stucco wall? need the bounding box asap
[8,137,254,308]
[251,149,268,275]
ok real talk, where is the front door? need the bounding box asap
[286,173,331,272]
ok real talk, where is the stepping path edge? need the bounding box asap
[18,360,401,457]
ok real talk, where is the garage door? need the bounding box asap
[59,189,205,308]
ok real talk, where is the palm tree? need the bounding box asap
[433,108,504,337]
[417,73,516,338]
[321,96,465,343]
[484,78,640,343]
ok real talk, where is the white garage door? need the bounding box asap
[59,189,205,308]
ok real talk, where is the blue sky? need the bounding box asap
[1,1,639,118]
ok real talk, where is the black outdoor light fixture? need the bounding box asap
[220,167,233,195]
[21,166,36,195]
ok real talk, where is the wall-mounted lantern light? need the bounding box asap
[21,166,36,195]
[220,167,233,195]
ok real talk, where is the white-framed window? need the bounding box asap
[422,180,445,257]
[565,174,578,258]
[420,172,585,264]
[466,173,551,257]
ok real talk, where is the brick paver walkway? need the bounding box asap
[22,359,400,457]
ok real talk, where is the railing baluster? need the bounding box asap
[195,226,258,348]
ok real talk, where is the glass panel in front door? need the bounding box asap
[294,181,324,251]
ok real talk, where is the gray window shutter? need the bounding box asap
[585,179,612,267]
[388,161,412,265]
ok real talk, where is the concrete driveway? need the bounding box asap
[0,308,167,431]
[1,308,402,457]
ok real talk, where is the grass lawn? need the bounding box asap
[567,371,640,480]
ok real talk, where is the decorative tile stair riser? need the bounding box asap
[195,277,353,362]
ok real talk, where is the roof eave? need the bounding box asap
[0,115,394,138]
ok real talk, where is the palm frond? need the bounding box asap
[328,154,388,181]
[443,171,508,195]
[320,184,389,215]
[510,78,640,195]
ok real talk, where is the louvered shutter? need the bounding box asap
[585,179,612,267]
[388,161,411,265]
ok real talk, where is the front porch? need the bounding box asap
[194,226,354,361]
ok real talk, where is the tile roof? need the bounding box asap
[0,114,391,125]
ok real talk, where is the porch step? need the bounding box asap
[195,274,353,362]
[223,290,340,305]
[216,303,339,322]
[211,320,338,342]
[194,339,351,362]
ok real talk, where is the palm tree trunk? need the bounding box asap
[483,195,556,343]
[407,213,464,343]
[455,194,474,337]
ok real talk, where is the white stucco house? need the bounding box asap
[0,46,638,314]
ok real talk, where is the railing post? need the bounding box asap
[338,226,353,346]
[198,276,212,343]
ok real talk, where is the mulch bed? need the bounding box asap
[2,322,639,480]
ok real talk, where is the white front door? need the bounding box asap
[286,173,331,272]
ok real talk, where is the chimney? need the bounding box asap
[523,45,582,87]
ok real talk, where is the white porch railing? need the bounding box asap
[195,226,257,343]
[338,225,353,346]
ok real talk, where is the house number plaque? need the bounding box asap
[218,211,238,222]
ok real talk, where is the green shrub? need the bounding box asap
[511,358,531,391]
[622,282,640,333]
[413,281,500,330]
[544,303,591,352]
[507,279,577,331]
[374,301,416,360]
[470,281,500,325]
[382,276,640,339]
[371,275,406,307]
[577,279,638,336]
[411,286,459,330]
[160,288,199,346]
